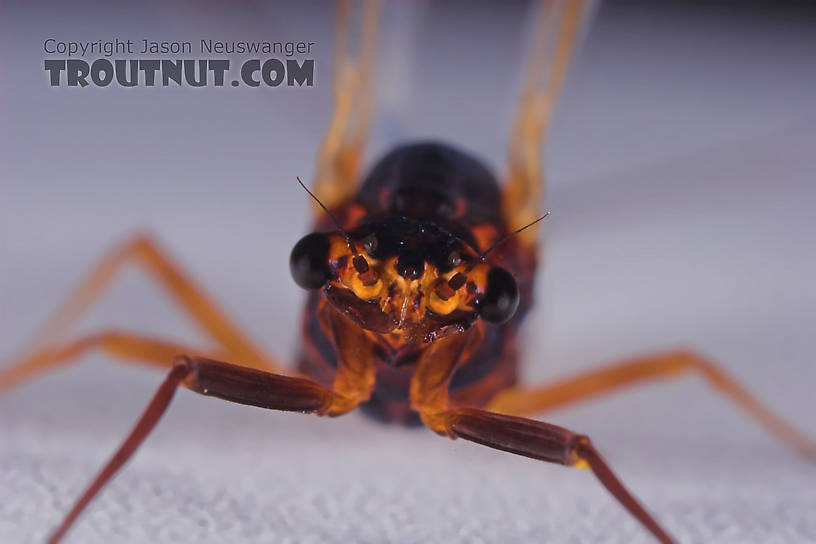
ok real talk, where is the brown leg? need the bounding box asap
[503,0,587,244]
[409,332,674,542]
[486,349,816,461]
[311,0,381,211]
[2,234,282,390]
[434,408,675,544]
[46,355,365,544]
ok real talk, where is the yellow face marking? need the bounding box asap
[350,275,383,300]
[327,241,481,339]
[428,289,459,315]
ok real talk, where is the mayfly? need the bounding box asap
[3,1,814,543]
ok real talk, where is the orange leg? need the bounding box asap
[503,0,587,245]
[1,234,284,391]
[0,330,230,392]
[311,0,381,211]
[486,349,816,461]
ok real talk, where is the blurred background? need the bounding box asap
[2,1,815,542]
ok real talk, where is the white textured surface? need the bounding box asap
[3,411,816,544]
[2,2,816,543]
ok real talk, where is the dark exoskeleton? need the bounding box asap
[296,142,535,425]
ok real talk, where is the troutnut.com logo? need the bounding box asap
[43,39,316,88]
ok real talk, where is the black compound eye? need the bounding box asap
[290,232,332,290]
[478,267,519,325]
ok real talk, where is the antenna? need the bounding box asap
[466,212,550,272]
[296,176,359,255]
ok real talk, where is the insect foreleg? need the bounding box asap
[46,355,365,544]
[46,363,189,544]
[439,408,676,544]
[409,331,675,543]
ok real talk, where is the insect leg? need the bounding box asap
[410,334,674,543]
[46,355,367,544]
[311,0,381,211]
[486,349,816,461]
[426,408,675,544]
[2,234,282,390]
[503,0,587,244]
[1,330,236,392]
